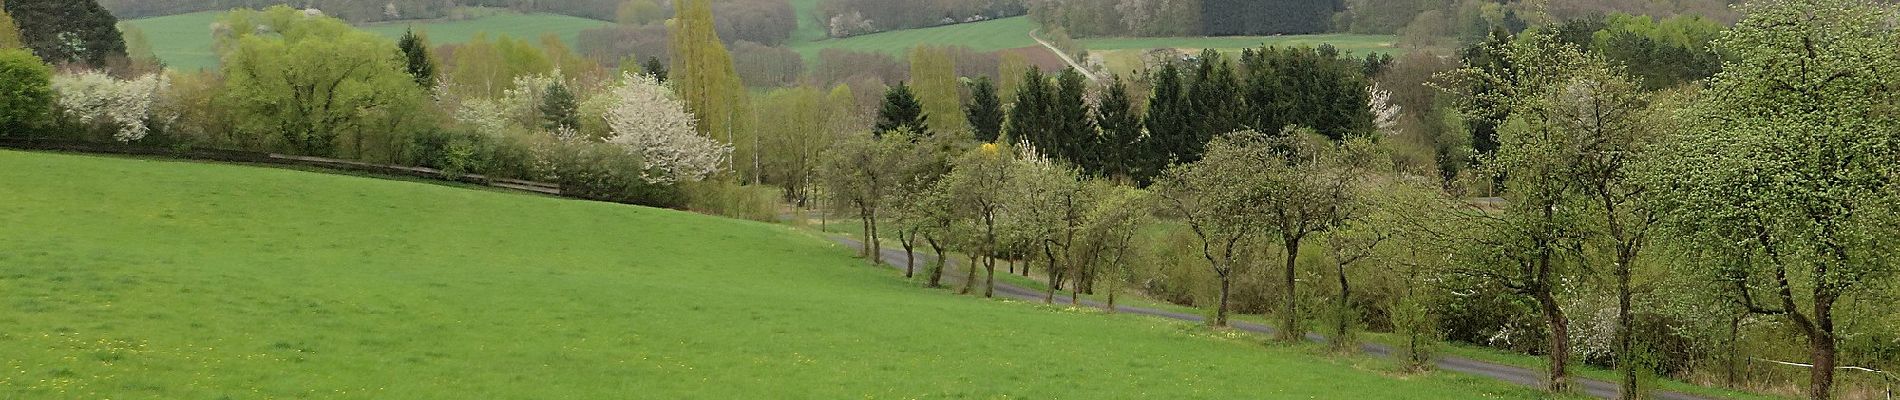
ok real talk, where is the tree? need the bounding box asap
[603,73,733,184]
[966,76,1004,142]
[1007,68,1049,148]
[1049,67,1096,171]
[540,80,580,131]
[643,56,668,82]
[3,0,126,68]
[0,5,21,50]
[1146,61,1193,166]
[1154,131,1280,327]
[909,46,968,135]
[822,132,906,265]
[670,0,745,146]
[874,82,927,137]
[398,29,438,89]
[1436,31,1597,393]
[219,6,429,158]
[1096,76,1144,184]
[1186,50,1240,146]
[1012,159,1093,303]
[0,48,51,136]
[50,71,167,142]
[1643,1,1900,398]
[1259,126,1372,343]
[941,143,1016,297]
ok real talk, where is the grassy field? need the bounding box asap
[122,10,612,71]
[0,150,1559,398]
[787,17,1042,60]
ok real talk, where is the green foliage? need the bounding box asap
[669,0,744,148]
[1154,130,1284,326]
[1145,62,1193,166]
[0,6,19,50]
[217,6,431,158]
[539,80,579,131]
[1186,50,1240,151]
[908,46,968,135]
[398,29,438,89]
[1095,76,1146,183]
[1005,68,1049,148]
[2,0,126,68]
[681,180,779,222]
[1589,14,1722,90]
[641,56,667,82]
[125,10,611,72]
[965,76,1004,142]
[1044,68,1096,170]
[873,83,927,137]
[1642,1,1900,397]
[0,48,51,136]
[1238,45,1375,141]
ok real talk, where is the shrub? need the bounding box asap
[0,48,52,136]
[682,181,779,222]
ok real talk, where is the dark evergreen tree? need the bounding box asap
[1187,50,1241,151]
[1241,45,1373,141]
[1095,76,1145,183]
[643,56,668,82]
[874,82,927,137]
[397,29,437,89]
[1006,68,1049,147]
[1051,67,1096,171]
[1145,62,1192,166]
[3,0,126,69]
[965,76,1005,142]
[540,81,580,131]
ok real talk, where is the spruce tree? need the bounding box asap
[540,81,579,131]
[397,29,437,89]
[1145,62,1191,165]
[643,56,668,82]
[1187,50,1241,148]
[1051,67,1095,171]
[2,0,125,68]
[874,82,927,137]
[1006,68,1049,149]
[1096,76,1144,183]
[966,76,1004,142]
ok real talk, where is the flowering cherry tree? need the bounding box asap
[52,71,169,142]
[603,73,731,184]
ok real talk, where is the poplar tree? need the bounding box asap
[669,0,744,146]
[0,5,23,50]
[909,46,968,135]
[966,76,1004,142]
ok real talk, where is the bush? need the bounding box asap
[682,181,779,222]
[538,138,683,207]
[0,48,53,136]
[409,129,496,178]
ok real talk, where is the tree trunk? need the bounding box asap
[1725,315,1742,389]
[1615,256,1636,399]
[984,255,996,298]
[1043,242,1058,304]
[961,254,978,295]
[1335,260,1351,351]
[1281,237,1303,342]
[1536,288,1572,394]
[1214,274,1231,327]
[902,233,917,278]
[926,235,946,288]
[1808,298,1837,400]
[867,215,881,266]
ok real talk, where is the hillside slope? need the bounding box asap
[0,150,1543,398]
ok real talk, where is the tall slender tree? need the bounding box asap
[1050,67,1095,170]
[1006,68,1050,148]
[909,46,969,135]
[0,4,24,50]
[1146,62,1192,166]
[669,0,744,146]
[1095,76,1143,183]
[1187,49,1241,145]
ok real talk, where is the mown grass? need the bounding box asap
[121,10,611,71]
[0,150,1554,398]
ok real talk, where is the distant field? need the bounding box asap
[787,17,1041,60]
[122,10,611,71]
[0,150,1549,398]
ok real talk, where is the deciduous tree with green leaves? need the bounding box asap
[1154,130,1280,327]
[0,48,51,136]
[909,46,968,136]
[1643,1,1900,398]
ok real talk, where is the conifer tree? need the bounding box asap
[966,76,1004,142]
[1006,68,1050,149]
[1146,62,1192,165]
[397,29,437,89]
[1051,67,1095,170]
[1187,50,1241,145]
[1096,76,1144,183]
[643,56,668,82]
[874,82,927,137]
[540,80,579,131]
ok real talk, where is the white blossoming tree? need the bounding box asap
[52,71,170,142]
[602,73,731,184]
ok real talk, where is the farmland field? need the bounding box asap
[121,10,611,71]
[0,150,1550,399]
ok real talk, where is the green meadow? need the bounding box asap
[121,10,611,71]
[0,150,1551,398]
